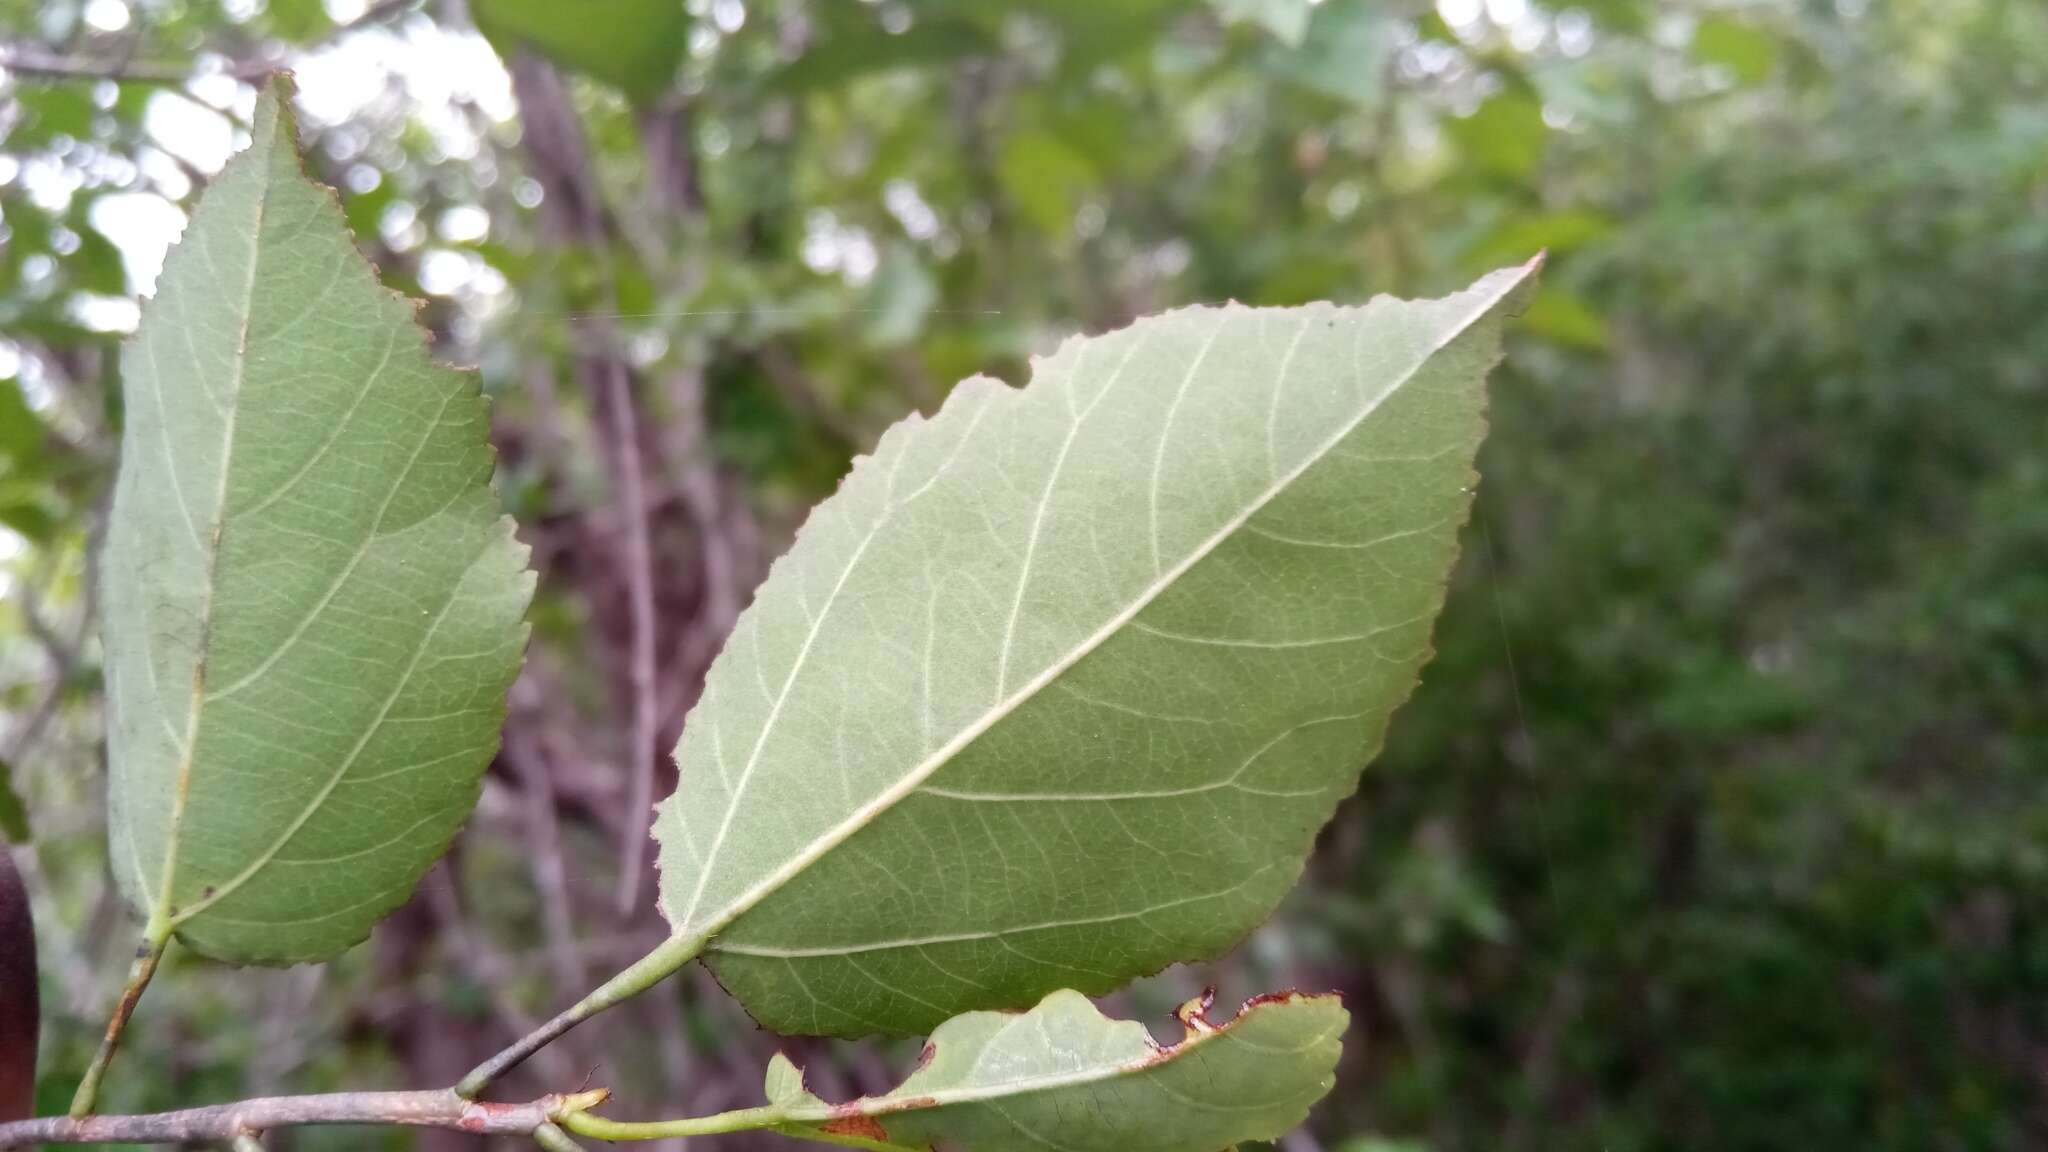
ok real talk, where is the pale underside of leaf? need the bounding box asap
[654,259,1539,1034]
[764,988,1347,1152]
[100,78,533,965]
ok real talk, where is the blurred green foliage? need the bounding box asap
[0,0,2043,1149]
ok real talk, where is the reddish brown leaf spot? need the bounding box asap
[457,1100,522,1133]
[914,1042,937,1070]
[822,1115,890,1141]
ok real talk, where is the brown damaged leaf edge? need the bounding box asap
[802,989,1341,1118]
[0,850,35,1122]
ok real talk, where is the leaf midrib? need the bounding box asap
[682,273,1525,949]
[145,123,273,938]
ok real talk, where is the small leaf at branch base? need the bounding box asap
[100,77,533,966]
[765,989,1347,1152]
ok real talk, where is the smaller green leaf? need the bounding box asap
[764,989,1346,1152]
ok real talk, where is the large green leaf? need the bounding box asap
[100,78,533,965]
[651,261,1539,1035]
[763,989,1346,1152]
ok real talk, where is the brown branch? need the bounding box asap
[503,50,663,921]
[0,1089,604,1149]
[638,93,747,742]
[599,354,660,921]
[0,0,422,86]
[505,678,586,992]
[0,46,219,84]
[421,865,579,1089]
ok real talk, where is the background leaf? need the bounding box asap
[471,0,688,100]
[99,79,533,965]
[765,989,1346,1152]
[1448,91,1549,182]
[1693,16,1778,86]
[0,761,26,845]
[654,261,1538,1036]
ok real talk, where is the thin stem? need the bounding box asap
[560,1105,787,1141]
[0,1089,607,1149]
[604,351,661,921]
[532,1121,588,1152]
[68,934,166,1117]
[455,933,705,1098]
